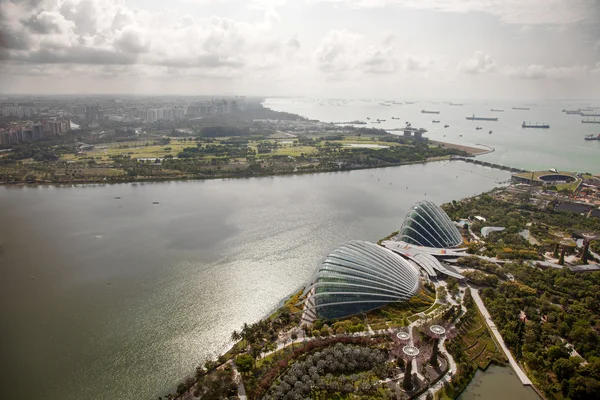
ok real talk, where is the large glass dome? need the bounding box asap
[398,200,462,248]
[303,240,420,320]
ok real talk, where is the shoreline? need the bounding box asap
[0,143,497,187]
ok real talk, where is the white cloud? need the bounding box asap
[504,64,588,80]
[308,0,598,25]
[458,51,496,74]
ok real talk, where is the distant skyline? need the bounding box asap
[1,0,599,99]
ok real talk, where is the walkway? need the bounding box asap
[470,288,532,385]
[231,361,247,400]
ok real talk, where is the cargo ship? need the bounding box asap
[421,110,440,114]
[582,118,600,124]
[581,113,600,117]
[490,109,504,112]
[512,107,530,110]
[522,121,549,129]
[466,114,498,121]
[585,133,600,140]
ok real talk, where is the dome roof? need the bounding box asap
[303,240,420,320]
[398,200,462,248]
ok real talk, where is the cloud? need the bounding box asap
[287,35,300,50]
[308,0,598,25]
[315,29,363,73]
[504,64,588,80]
[458,51,496,74]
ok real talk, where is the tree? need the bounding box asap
[553,358,576,381]
[235,354,254,375]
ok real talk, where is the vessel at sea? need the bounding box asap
[522,121,550,129]
[466,114,498,121]
[582,118,600,124]
[421,110,440,114]
[584,134,600,141]
[512,107,530,110]
[490,109,504,112]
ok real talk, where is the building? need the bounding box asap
[398,200,463,248]
[301,241,420,320]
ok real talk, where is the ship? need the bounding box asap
[584,133,600,140]
[581,113,600,117]
[582,118,600,124]
[421,110,440,114]
[522,121,550,129]
[405,101,415,104]
[565,111,582,115]
[490,109,504,112]
[391,117,400,120]
[449,103,463,106]
[379,103,391,106]
[466,114,498,121]
[512,107,530,110]
[444,125,449,128]
[476,127,482,130]
[432,120,440,123]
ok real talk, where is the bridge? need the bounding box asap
[451,156,528,173]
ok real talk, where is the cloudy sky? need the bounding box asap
[1,0,599,98]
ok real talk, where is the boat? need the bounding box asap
[405,101,415,104]
[376,119,386,122]
[565,111,582,115]
[366,117,370,120]
[581,113,600,117]
[512,107,530,110]
[522,121,550,128]
[432,120,440,123]
[379,103,391,106]
[444,125,449,128]
[475,127,482,130]
[421,110,440,114]
[391,117,400,120]
[489,130,492,134]
[490,109,504,112]
[466,114,498,121]
[584,133,600,141]
[449,103,463,106]
[582,118,600,124]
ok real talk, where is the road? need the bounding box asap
[470,288,532,385]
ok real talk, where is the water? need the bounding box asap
[0,162,509,400]
[263,98,600,174]
[458,364,540,400]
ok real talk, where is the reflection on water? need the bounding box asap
[0,162,509,400]
[458,365,540,400]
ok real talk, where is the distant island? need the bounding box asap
[164,186,600,400]
[0,98,478,185]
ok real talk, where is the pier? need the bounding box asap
[451,156,528,173]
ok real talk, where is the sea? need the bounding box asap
[263,98,600,174]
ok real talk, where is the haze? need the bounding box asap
[1,0,599,99]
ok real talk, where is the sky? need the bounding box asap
[0,0,599,99]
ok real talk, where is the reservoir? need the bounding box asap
[0,161,509,400]
[459,364,541,400]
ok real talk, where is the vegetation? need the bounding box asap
[264,343,393,399]
[1,106,468,185]
[481,263,600,400]
[442,289,505,398]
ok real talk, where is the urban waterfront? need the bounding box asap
[264,98,600,174]
[0,161,509,400]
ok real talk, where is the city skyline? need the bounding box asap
[1,0,599,99]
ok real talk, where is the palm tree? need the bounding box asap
[231,330,241,342]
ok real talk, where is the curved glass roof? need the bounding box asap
[398,200,462,248]
[303,240,420,320]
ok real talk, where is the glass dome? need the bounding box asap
[303,240,420,320]
[398,200,462,248]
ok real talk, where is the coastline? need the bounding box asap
[0,143,493,187]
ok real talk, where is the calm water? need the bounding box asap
[458,364,540,400]
[264,98,600,174]
[0,162,509,400]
